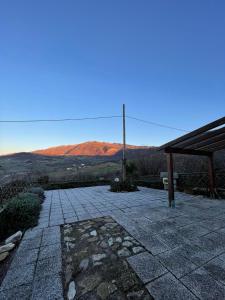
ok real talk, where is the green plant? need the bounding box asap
[110,179,138,192]
[0,192,41,240]
[37,175,49,185]
[27,187,45,201]
[126,161,138,177]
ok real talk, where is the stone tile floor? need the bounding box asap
[1,186,225,299]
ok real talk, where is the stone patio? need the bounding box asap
[1,186,225,299]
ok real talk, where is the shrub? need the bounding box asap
[27,187,45,201]
[44,180,110,190]
[110,179,138,192]
[37,175,49,185]
[0,192,41,240]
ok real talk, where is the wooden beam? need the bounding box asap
[158,116,225,151]
[175,126,225,149]
[187,132,225,150]
[208,154,216,198]
[167,153,175,207]
[198,138,225,151]
[164,147,211,156]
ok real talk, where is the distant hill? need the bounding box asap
[33,141,152,157]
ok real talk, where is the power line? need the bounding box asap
[0,115,122,123]
[127,116,189,132]
[0,114,189,132]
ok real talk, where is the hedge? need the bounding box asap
[0,192,42,241]
[44,180,110,190]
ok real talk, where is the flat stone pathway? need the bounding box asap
[1,186,225,299]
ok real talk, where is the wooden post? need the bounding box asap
[208,153,216,198]
[122,104,126,182]
[167,153,175,207]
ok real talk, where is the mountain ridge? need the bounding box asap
[33,141,152,156]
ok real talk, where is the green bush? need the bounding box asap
[27,187,45,201]
[37,175,49,185]
[110,179,138,192]
[44,180,110,190]
[0,192,41,240]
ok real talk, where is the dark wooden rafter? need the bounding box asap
[158,116,225,206]
[175,126,225,149]
[158,116,225,151]
[198,138,225,151]
[164,147,211,156]
[186,130,225,150]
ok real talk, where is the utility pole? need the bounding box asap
[122,104,126,182]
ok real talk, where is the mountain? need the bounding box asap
[33,141,151,156]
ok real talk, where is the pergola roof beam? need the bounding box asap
[158,116,225,151]
[174,127,225,149]
[164,147,211,156]
[186,132,225,150]
[198,139,225,152]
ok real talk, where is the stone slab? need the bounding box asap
[127,252,167,283]
[181,268,225,300]
[157,249,197,278]
[35,256,62,278]
[171,243,213,266]
[39,243,61,260]
[1,263,35,289]
[202,257,225,285]
[23,228,43,241]
[146,272,197,300]
[17,236,42,252]
[0,284,32,300]
[157,231,187,249]
[11,248,39,268]
[177,224,210,240]
[31,274,63,300]
[137,233,169,255]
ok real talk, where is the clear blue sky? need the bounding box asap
[1,0,225,154]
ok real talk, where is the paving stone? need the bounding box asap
[41,228,61,246]
[202,257,225,285]
[137,233,169,255]
[172,215,195,227]
[39,242,61,260]
[23,228,43,240]
[49,219,64,226]
[35,256,62,278]
[0,284,32,300]
[177,224,210,240]
[146,273,197,300]
[157,231,187,248]
[35,222,49,229]
[127,252,167,283]
[171,243,213,266]
[43,225,60,237]
[1,263,35,289]
[193,234,225,256]
[11,248,39,268]
[157,249,197,278]
[32,274,63,300]
[17,236,41,252]
[146,219,177,234]
[200,218,225,231]
[181,268,225,300]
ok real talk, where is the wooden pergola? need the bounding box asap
[158,116,225,207]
